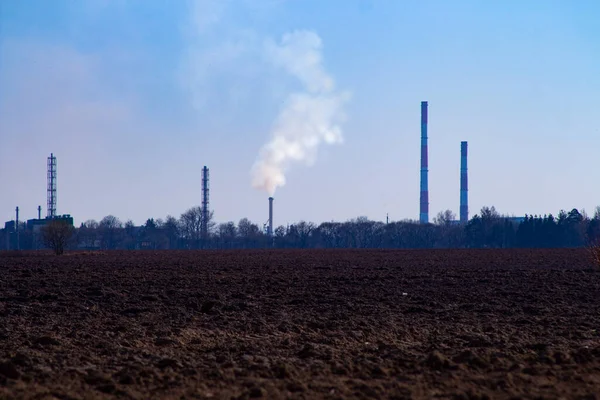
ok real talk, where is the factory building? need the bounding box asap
[1,153,73,250]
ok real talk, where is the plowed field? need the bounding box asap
[1,249,600,399]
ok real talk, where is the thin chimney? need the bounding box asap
[268,197,274,236]
[460,141,468,223]
[15,206,20,251]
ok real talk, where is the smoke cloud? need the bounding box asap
[251,31,350,196]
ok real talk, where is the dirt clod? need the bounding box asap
[34,336,60,346]
[0,361,20,379]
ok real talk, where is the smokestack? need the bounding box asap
[268,197,274,236]
[38,205,42,220]
[201,166,210,238]
[460,141,468,223]
[419,101,429,224]
[15,206,19,251]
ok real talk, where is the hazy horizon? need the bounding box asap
[1,0,599,227]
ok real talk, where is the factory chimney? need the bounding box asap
[268,197,274,237]
[15,206,20,251]
[38,205,42,220]
[419,101,429,224]
[460,141,468,223]
[201,166,210,238]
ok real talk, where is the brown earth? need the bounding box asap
[1,249,600,399]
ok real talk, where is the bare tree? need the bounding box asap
[83,219,99,229]
[238,218,260,237]
[123,220,137,249]
[217,222,237,248]
[42,220,74,255]
[163,215,180,249]
[434,210,456,226]
[78,219,99,249]
[237,218,262,248]
[295,221,316,248]
[480,206,500,221]
[218,222,236,237]
[179,206,215,248]
[180,207,203,248]
[99,215,123,249]
[274,226,286,238]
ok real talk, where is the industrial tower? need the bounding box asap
[47,153,57,219]
[268,197,274,236]
[460,141,469,223]
[201,166,210,238]
[15,206,20,251]
[419,101,429,224]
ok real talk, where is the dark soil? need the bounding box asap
[1,249,599,399]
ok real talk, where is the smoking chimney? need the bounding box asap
[268,197,274,236]
[419,101,429,224]
[460,141,468,223]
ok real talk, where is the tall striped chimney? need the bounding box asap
[460,141,468,223]
[419,101,429,224]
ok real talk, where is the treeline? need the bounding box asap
[2,206,600,251]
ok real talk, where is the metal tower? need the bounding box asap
[47,153,57,219]
[201,166,210,237]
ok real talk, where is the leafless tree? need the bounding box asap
[218,221,236,237]
[237,218,262,248]
[180,207,202,247]
[83,219,99,229]
[274,226,286,238]
[480,206,500,221]
[179,207,214,248]
[163,215,180,249]
[288,221,316,248]
[99,215,123,249]
[217,222,237,248]
[434,210,456,226]
[42,220,74,255]
[238,218,260,238]
[78,219,99,249]
[123,219,137,249]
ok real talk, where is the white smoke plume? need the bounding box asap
[251,30,350,196]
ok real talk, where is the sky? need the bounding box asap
[1,0,599,228]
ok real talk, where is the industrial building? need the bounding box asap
[1,100,532,251]
[1,153,73,250]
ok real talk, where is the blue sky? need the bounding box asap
[1,0,599,227]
